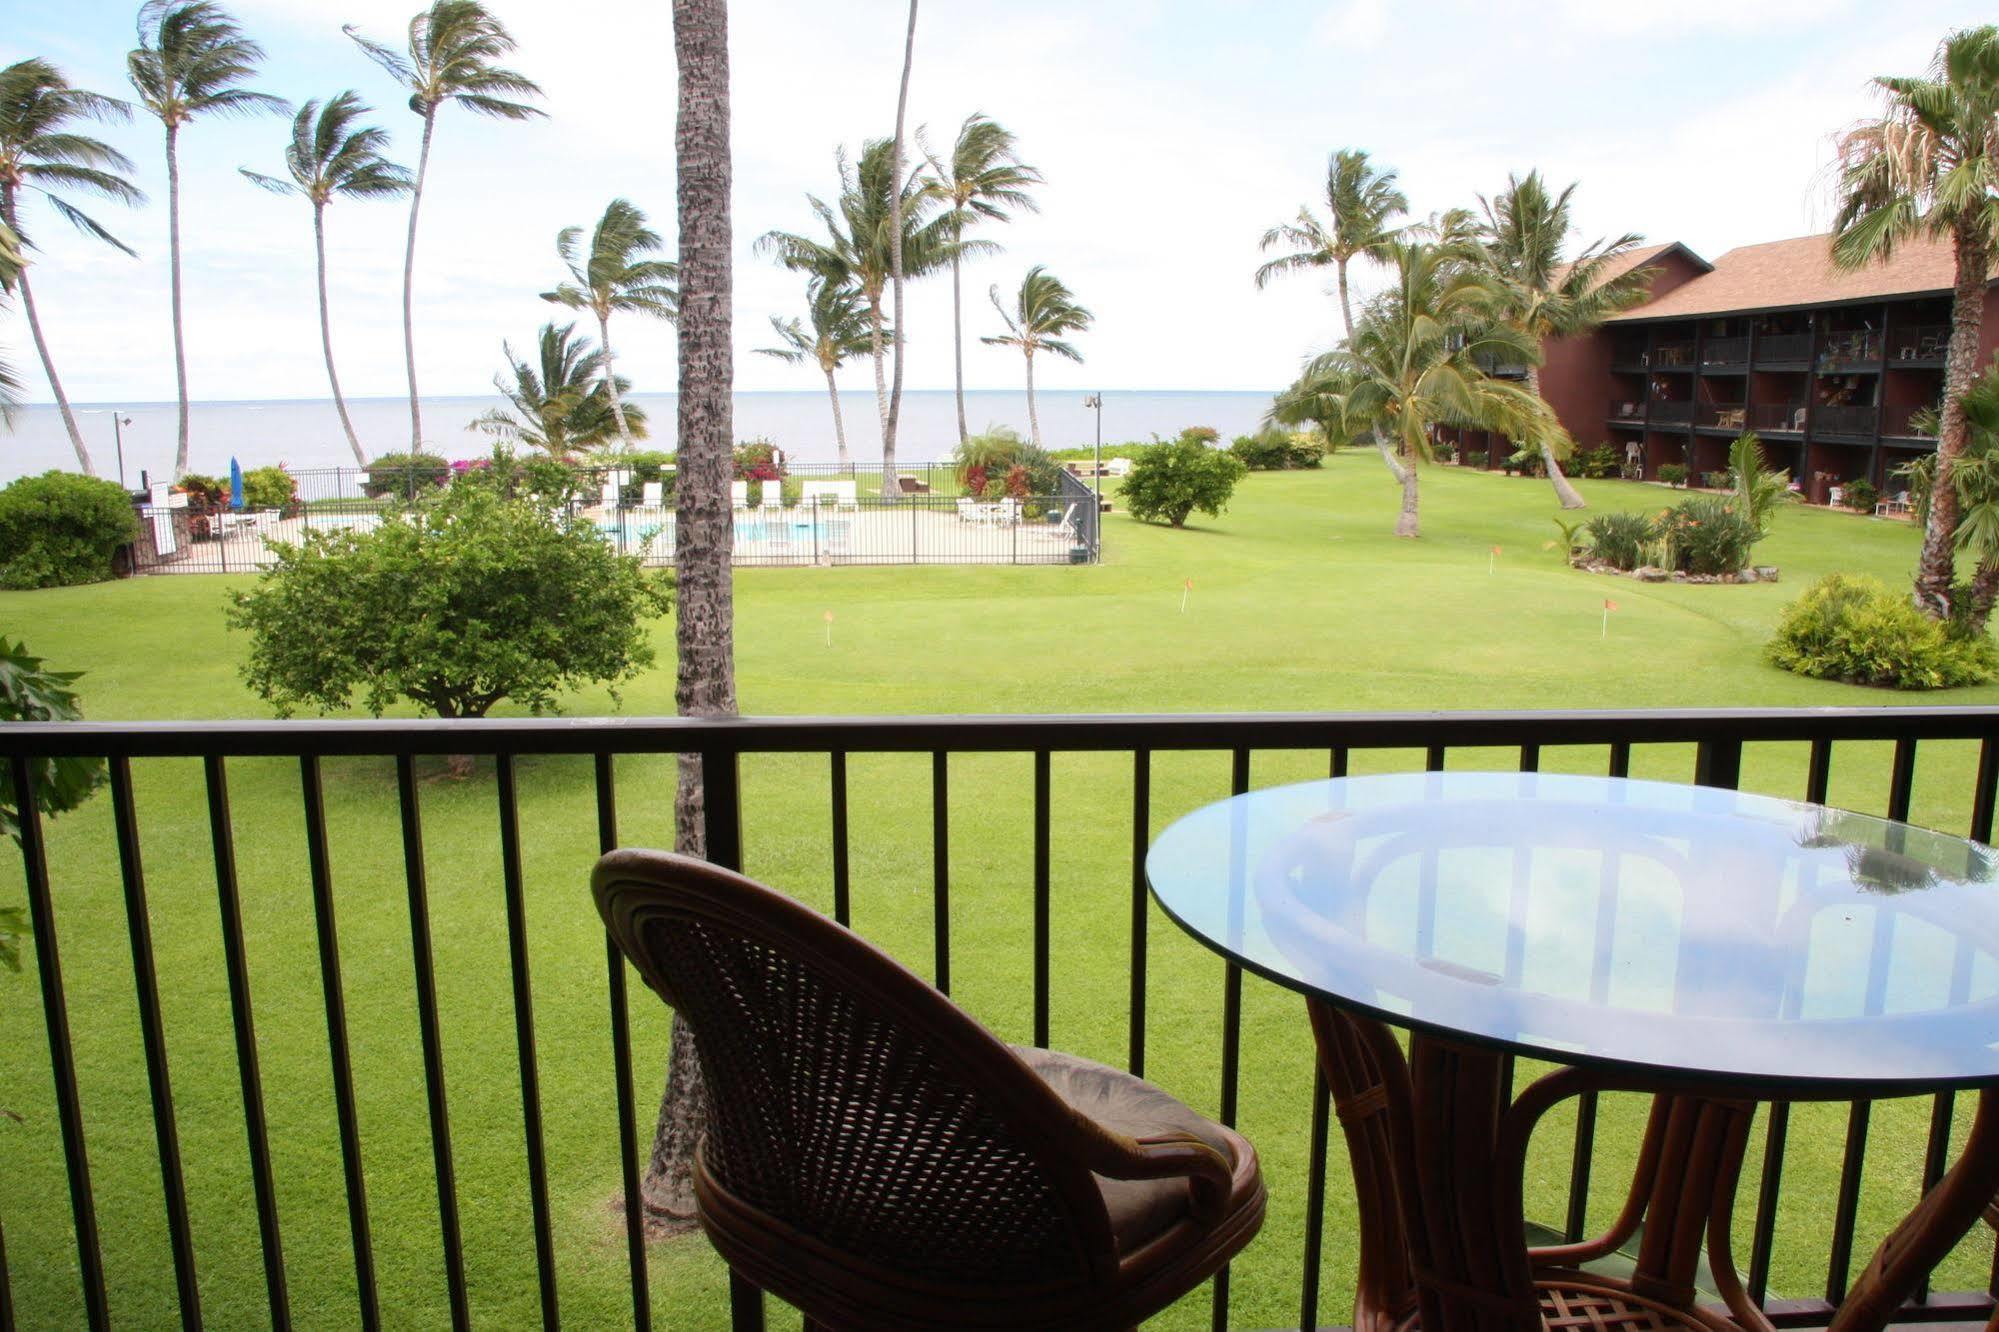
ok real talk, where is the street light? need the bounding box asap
[82,409,136,490]
[1082,392,1103,507]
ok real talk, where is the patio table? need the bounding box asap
[1146,771,1999,1332]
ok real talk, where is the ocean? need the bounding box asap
[0,389,1279,484]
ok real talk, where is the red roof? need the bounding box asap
[1607,232,1967,321]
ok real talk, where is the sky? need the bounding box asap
[0,0,1992,406]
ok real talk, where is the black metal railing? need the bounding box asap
[1883,403,1941,439]
[1698,402,1750,430]
[1649,399,1695,423]
[7,707,1999,1330]
[1752,402,1808,433]
[1815,404,1881,438]
[1702,336,1750,367]
[1891,325,1951,362]
[1651,340,1697,368]
[1756,332,1813,363]
[1609,399,1646,422]
[1820,331,1884,369]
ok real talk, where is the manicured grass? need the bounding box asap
[4,460,1996,1330]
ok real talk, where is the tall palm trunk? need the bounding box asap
[822,365,849,465]
[400,111,438,453]
[4,187,94,476]
[1917,218,1988,619]
[165,122,191,478]
[643,0,736,1232]
[950,237,967,444]
[1024,349,1040,448]
[1343,266,1406,486]
[1371,427,1407,485]
[868,293,892,494]
[1336,255,1354,343]
[882,1,917,492]
[1528,365,1585,509]
[1394,450,1420,537]
[597,310,633,446]
[313,204,367,466]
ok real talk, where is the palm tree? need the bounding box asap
[645,0,735,1233]
[347,1,543,454]
[1255,148,1408,338]
[540,198,678,449]
[1832,25,1999,621]
[981,266,1091,448]
[756,138,964,494]
[128,1,287,479]
[1476,170,1654,510]
[0,59,145,476]
[923,112,1040,444]
[754,279,873,465]
[1331,238,1550,537]
[0,217,25,419]
[241,93,411,466]
[472,322,642,458]
[885,1,919,484]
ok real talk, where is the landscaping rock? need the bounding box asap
[1737,568,1757,583]
[1754,566,1779,583]
[1636,567,1670,582]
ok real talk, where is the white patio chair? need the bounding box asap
[641,481,664,510]
[730,480,749,508]
[830,479,858,510]
[601,481,620,509]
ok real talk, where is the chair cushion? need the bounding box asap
[1013,1046,1241,1254]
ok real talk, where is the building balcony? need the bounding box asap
[1889,324,1950,363]
[1651,339,1697,369]
[3,710,1999,1330]
[1754,332,1812,364]
[1819,330,1883,370]
[1649,399,1694,424]
[1882,402,1940,440]
[1700,336,1749,368]
[1814,403,1879,438]
[1697,402,1749,432]
[1750,402,1807,434]
[1608,399,1646,423]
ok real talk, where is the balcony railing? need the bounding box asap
[1701,336,1749,367]
[1820,330,1884,368]
[1651,340,1697,368]
[1890,324,1951,362]
[1882,402,1941,439]
[1649,399,1694,423]
[7,708,1999,1330]
[1815,403,1880,437]
[1698,402,1750,431]
[1751,402,1808,433]
[1608,399,1646,422]
[1755,332,1812,363]
[1610,343,1649,368]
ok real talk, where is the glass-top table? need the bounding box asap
[1146,773,1999,1331]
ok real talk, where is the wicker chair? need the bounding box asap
[594,850,1266,1330]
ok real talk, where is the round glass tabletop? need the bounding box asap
[1145,771,1999,1092]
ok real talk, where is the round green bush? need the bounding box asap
[359,451,452,499]
[0,471,142,589]
[1122,432,1249,527]
[1768,573,1998,689]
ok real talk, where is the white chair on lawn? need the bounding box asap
[730,480,749,508]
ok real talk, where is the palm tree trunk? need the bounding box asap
[1529,366,1586,509]
[1964,557,1999,637]
[642,0,737,1233]
[1916,217,1988,619]
[1337,256,1354,340]
[401,110,438,454]
[1393,446,1420,537]
[951,239,967,445]
[823,366,849,465]
[599,310,633,447]
[165,123,191,479]
[1024,350,1040,448]
[882,1,918,488]
[869,294,892,495]
[314,205,367,467]
[1372,427,1407,484]
[12,275,94,476]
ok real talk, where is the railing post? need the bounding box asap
[1694,736,1742,790]
[700,745,744,872]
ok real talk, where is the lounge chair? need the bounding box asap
[640,481,664,510]
[600,481,620,510]
[730,480,749,508]
[898,475,931,495]
[1104,457,1134,478]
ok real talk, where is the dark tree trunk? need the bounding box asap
[165,123,191,479]
[1528,365,1585,509]
[640,0,736,1235]
[1917,216,1989,618]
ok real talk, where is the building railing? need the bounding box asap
[1609,399,1646,422]
[1751,402,1808,433]
[7,707,1999,1330]
[1883,403,1941,439]
[1651,340,1697,368]
[1698,402,1750,430]
[1820,331,1884,369]
[1755,332,1813,363]
[1815,403,1880,437]
[1701,336,1750,367]
[1891,325,1951,362]
[1610,343,1649,368]
[1649,399,1695,423]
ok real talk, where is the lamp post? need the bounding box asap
[1082,393,1103,564]
[112,415,132,491]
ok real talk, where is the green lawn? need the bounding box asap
[4,460,1996,1330]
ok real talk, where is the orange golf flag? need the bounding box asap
[1604,599,1619,612]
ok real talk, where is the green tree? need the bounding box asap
[1832,24,1999,619]
[1122,430,1248,528]
[0,217,23,416]
[0,470,142,588]
[1476,170,1654,510]
[229,483,670,724]
[129,1,288,479]
[347,0,543,453]
[0,59,145,476]
[1899,355,1999,633]
[0,636,107,849]
[1727,431,1792,536]
[754,279,873,465]
[241,92,412,465]
[473,321,645,458]
[1268,357,1365,451]
[981,265,1091,449]
[923,111,1039,444]
[541,197,679,448]
[1255,148,1407,337]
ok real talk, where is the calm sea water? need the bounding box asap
[0,389,1277,483]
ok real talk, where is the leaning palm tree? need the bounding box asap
[129,0,288,478]
[347,1,543,454]
[471,321,643,458]
[981,265,1091,449]
[0,216,25,419]
[540,198,678,449]
[242,93,411,466]
[1255,148,1408,338]
[1476,170,1654,510]
[1832,24,1999,621]
[1334,238,1551,537]
[922,111,1040,444]
[754,279,873,465]
[756,137,965,493]
[0,59,145,475]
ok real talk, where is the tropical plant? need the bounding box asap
[922,111,1039,444]
[541,197,678,448]
[241,93,411,465]
[0,636,106,847]
[1579,510,1656,570]
[952,424,1060,499]
[0,217,22,417]
[1843,478,1880,513]
[473,322,644,458]
[1230,425,1324,470]
[1769,572,1996,689]
[0,59,145,475]
[0,470,141,588]
[884,2,920,496]
[1121,431,1248,527]
[1658,463,1689,487]
[1898,356,1999,632]
[757,137,967,493]
[1832,24,1999,619]
[980,265,1091,449]
[347,0,543,453]
[753,279,873,465]
[1656,494,1761,575]
[1726,432,1792,534]
[357,449,452,499]
[1268,356,1372,455]
[1476,170,1656,509]
[1255,148,1407,338]
[129,0,288,478]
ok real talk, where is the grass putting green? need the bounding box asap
[3,458,1996,1330]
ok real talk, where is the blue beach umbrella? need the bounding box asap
[229,457,245,510]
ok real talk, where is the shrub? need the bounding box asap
[1121,431,1248,528]
[360,451,451,499]
[1433,441,1457,464]
[1700,470,1731,491]
[0,471,141,589]
[1657,494,1761,575]
[734,439,785,482]
[1657,463,1689,487]
[1768,573,1997,689]
[1843,478,1879,512]
[1574,443,1619,479]
[241,465,297,512]
[1228,426,1324,470]
[1581,510,1656,570]
[0,636,106,846]
[456,447,587,508]
[1464,450,1488,469]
